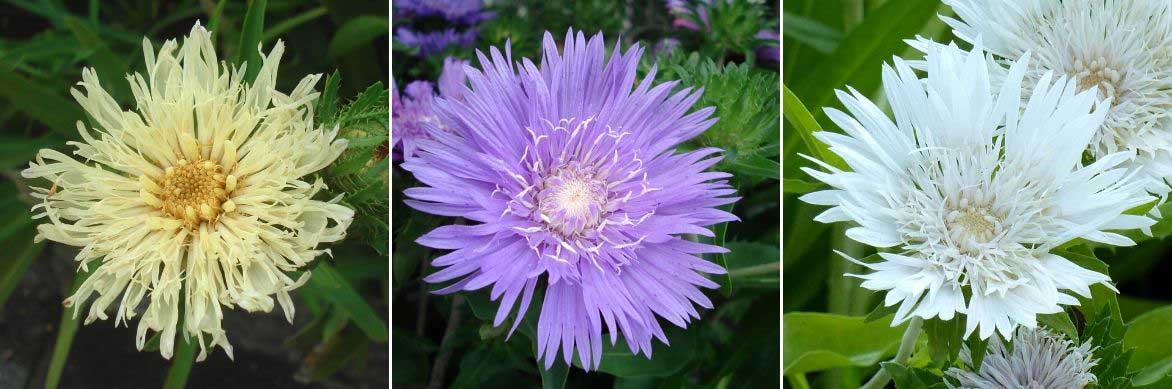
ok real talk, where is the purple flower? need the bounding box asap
[395,27,479,57]
[653,38,682,55]
[755,30,779,62]
[437,56,470,101]
[394,0,495,25]
[392,58,469,160]
[401,30,738,370]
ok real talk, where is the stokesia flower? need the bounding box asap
[800,41,1154,340]
[402,30,737,369]
[393,0,495,25]
[946,328,1097,388]
[391,57,468,160]
[21,23,354,360]
[942,0,1172,204]
[395,27,481,58]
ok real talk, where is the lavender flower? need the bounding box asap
[755,30,779,62]
[393,0,495,25]
[402,30,738,370]
[395,27,480,57]
[391,57,469,160]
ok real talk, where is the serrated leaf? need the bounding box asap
[1039,311,1079,342]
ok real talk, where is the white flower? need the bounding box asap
[800,41,1154,339]
[946,327,1097,389]
[942,0,1172,202]
[21,23,354,360]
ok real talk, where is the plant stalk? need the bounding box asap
[861,317,923,389]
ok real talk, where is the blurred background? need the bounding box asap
[391,0,780,388]
[0,1,389,388]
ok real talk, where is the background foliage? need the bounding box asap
[0,0,388,387]
[391,0,780,387]
[783,0,1172,387]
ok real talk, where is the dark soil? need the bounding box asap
[0,244,388,389]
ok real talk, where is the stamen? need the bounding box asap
[144,158,235,229]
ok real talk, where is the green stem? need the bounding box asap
[861,317,924,389]
[162,336,196,389]
[726,262,779,279]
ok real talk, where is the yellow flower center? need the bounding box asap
[1073,57,1123,105]
[945,197,1002,253]
[144,158,237,229]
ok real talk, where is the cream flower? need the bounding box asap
[21,23,354,360]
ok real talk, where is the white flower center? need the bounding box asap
[945,196,1002,253]
[142,158,237,229]
[536,164,608,238]
[1073,57,1123,104]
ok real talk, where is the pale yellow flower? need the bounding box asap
[21,22,354,361]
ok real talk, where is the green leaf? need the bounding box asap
[304,262,388,341]
[162,336,196,389]
[315,71,342,123]
[1086,305,1132,388]
[538,350,569,389]
[0,227,41,313]
[0,69,85,137]
[449,343,531,389]
[1126,306,1172,380]
[573,325,702,378]
[1039,311,1079,342]
[64,16,129,101]
[727,154,779,179]
[45,264,100,389]
[783,312,908,374]
[964,335,989,372]
[0,134,63,168]
[782,12,843,54]
[725,241,780,288]
[302,324,369,380]
[923,317,964,367]
[783,178,823,194]
[880,362,935,389]
[327,16,389,60]
[783,84,842,169]
[790,0,941,111]
[262,6,328,42]
[235,0,267,82]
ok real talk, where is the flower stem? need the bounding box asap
[726,262,779,278]
[861,317,923,389]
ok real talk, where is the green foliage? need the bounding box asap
[783,312,908,375]
[320,75,391,255]
[1125,306,1172,386]
[1085,307,1133,388]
